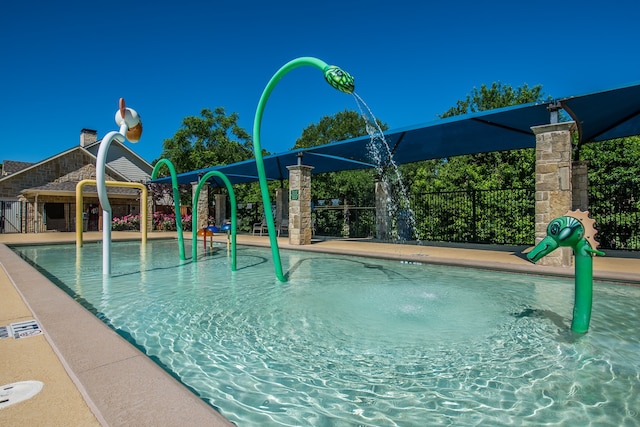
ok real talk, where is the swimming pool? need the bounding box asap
[13,240,640,426]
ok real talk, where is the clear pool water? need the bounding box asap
[13,240,640,426]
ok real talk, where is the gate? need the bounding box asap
[1,200,22,233]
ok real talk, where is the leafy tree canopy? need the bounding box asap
[154,107,253,174]
[294,110,388,206]
[410,82,548,194]
[581,135,640,187]
[440,82,546,118]
[293,110,386,149]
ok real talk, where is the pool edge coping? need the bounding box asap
[1,233,638,425]
[0,243,235,427]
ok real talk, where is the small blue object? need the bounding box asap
[207,225,220,233]
[220,223,231,231]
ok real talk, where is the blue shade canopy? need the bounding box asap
[559,81,640,145]
[151,82,640,187]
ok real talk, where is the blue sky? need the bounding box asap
[2,0,639,164]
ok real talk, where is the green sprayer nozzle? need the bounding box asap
[324,65,355,94]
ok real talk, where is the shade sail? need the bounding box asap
[151,81,640,187]
[559,81,640,144]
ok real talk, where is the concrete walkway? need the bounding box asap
[1,231,638,426]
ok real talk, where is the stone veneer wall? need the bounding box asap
[287,165,314,245]
[192,182,209,230]
[531,122,576,267]
[2,150,140,233]
[1,150,96,198]
[375,179,390,240]
[214,193,226,227]
[571,160,589,211]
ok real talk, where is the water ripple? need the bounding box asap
[13,240,640,426]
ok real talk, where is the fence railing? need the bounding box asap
[238,182,639,250]
[589,184,640,251]
[312,206,375,238]
[308,188,535,244]
[410,188,535,245]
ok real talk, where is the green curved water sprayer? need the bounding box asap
[192,171,237,270]
[253,57,355,282]
[151,159,186,260]
[527,210,605,333]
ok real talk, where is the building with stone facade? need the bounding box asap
[0,129,152,233]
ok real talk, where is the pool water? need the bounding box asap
[13,240,640,426]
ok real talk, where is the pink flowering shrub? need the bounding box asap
[111,214,141,231]
[111,212,192,231]
[152,211,192,231]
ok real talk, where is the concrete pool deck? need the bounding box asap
[1,231,638,426]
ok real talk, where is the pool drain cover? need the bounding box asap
[0,381,44,410]
[2,320,43,339]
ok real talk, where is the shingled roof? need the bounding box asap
[2,160,36,176]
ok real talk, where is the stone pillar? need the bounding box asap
[146,188,154,232]
[531,122,576,267]
[572,160,589,211]
[275,188,287,228]
[214,193,226,226]
[287,165,314,245]
[375,179,390,240]
[191,182,209,230]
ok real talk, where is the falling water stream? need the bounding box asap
[353,93,420,242]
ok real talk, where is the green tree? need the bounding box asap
[155,107,253,174]
[413,82,547,193]
[440,82,545,118]
[408,82,548,243]
[151,107,254,212]
[294,110,388,237]
[293,111,388,207]
[440,82,546,190]
[294,110,379,149]
[580,136,640,249]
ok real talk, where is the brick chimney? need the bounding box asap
[80,129,98,147]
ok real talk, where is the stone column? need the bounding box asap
[287,165,314,245]
[214,193,226,226]
[275,188,286,229]
[191,182,209,230]
[531,122,576,267]
[572,160,589,211]
[146,188,154,232]
[375,179,390,240]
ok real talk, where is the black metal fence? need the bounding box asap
[308,188,535,244]
[313,206,375,238]
[242,183,639,250]
[589,184,640,251]
[410,188,535,245]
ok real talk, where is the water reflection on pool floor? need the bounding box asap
[13,240,640,426]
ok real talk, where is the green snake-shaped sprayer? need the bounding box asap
[527,210,605,333]
[253,57,355,282]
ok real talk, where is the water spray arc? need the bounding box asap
[353,93,419,242]
[96,98,143,275]
[252,57,355,282]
